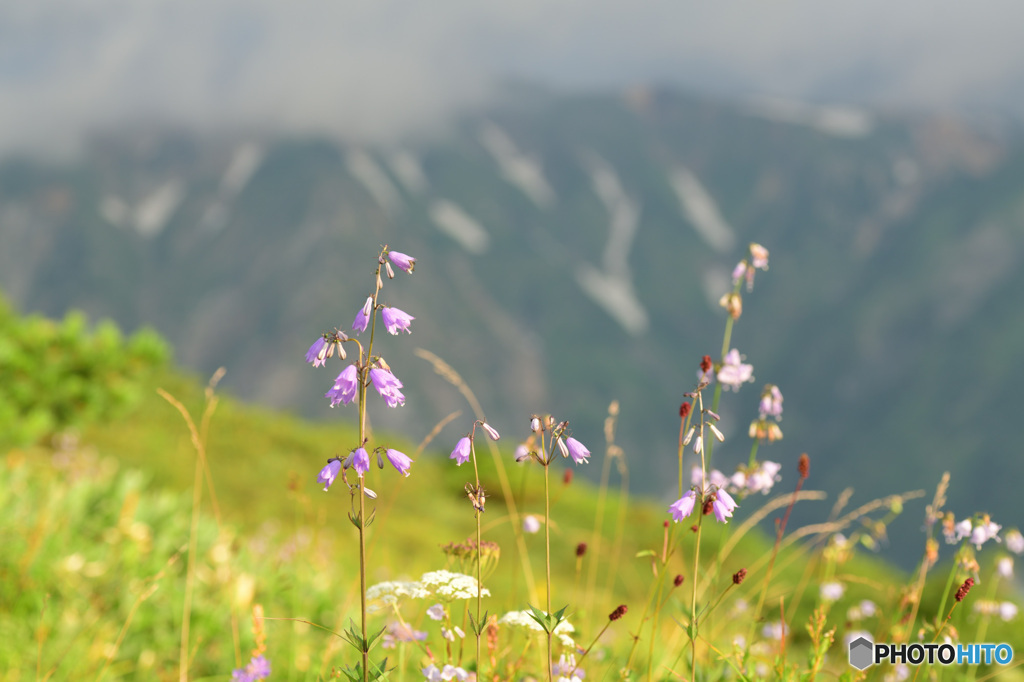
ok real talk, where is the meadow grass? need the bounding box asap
[3,244,1023,681]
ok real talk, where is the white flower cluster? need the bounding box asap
[498,610,576,647]
[691,461,781,497]
[366,580,430,612]
[420,570,490,600]
[973,600,1018,622]
[945,516,1002,550]
[422,664,472,681]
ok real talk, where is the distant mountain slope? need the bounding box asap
[3,88,1023,562]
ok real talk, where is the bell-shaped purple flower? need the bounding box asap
[353,297,373,334]
[317,458,342,491]
[717,349,754,392]
[306,336,328,367]
[565,437,590,464]
[369,367,406,408]
[385,448,413,476]
[450,436,471,466]
[325,364,359,407]
[388,250,416,274]
[381,306,415,335]
[352,447,370,477]
[669,490,697,522]
[711,488,738,524]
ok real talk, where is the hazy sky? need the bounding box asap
[2,1,1022,156]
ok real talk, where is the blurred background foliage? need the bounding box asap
[0,292,167,449]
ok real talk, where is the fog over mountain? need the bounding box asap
[2,1,1024,156]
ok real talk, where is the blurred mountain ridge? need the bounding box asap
[3,87,1023,563]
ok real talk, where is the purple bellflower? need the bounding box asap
[388,250,416,274]
[565,437,590,464]
[317,458,342,491]
[758,385,784,419]
[669,490,697,522]
[353,296,373,334]
[385,448,413,476]
[711,488,738,523]
[451,437,471,466]
[381,306,415,335]
[232,655,271,681]
[305,336,328,366]
[369,367,406,408]
[325,364,359,407]
[352,447,370,477]
[717,349,754,391]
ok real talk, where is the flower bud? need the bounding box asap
[385,261,395,279]
[682,427,695,446]
[481,422,500,441]
[709,424,725,443]
[719,292,743,320]
[557,437,569,459]
[530,416,541,433]
[693,435,703,454]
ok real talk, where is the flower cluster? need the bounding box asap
[669,485,738,524]
[749,384,784,442]
[422,664,473,681]
[552,653,584,682]
[516,415,591,467]
[690,461,782,497]
[943,513,1002,550]
[717,349,754,392]
[498,610,576,647]
[420,570,491,600]
[732,242,770,292]
[231,656,271,682]
[381,620,428,648]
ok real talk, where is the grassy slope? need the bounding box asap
[4,367,1020,681]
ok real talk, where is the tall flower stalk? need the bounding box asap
[449,419,499,676]
[518,415,590,682]
[306,246,418,681]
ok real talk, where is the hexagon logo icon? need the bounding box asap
[849,636,874,670]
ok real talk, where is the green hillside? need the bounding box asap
[2,301,1022,680]
[2,89,1024,568]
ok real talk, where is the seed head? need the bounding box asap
[609,604,628,621]
[733,568,747,585]
[679,402,692,419]
[798,453,810,479]
[700,355,713,373]
[576,542,587,557]
[673,574,685,588]
[955,577,975,602]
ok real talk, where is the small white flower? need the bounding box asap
[820,581,844,602]
[998,557,1013,579]
[1005,529,1024,554]
[1000,601,1018,621]
[523,515,541,534]
[426,603,446,621]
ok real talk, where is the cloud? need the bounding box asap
[2,1,1024,157]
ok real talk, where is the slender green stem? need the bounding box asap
[965,571,1000,682]
[747,439,760,468]
[933,551,962,640]
[356,258,383,682]
[470,437,483,678]
[690,392,707,682]
[544,459,553,682]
